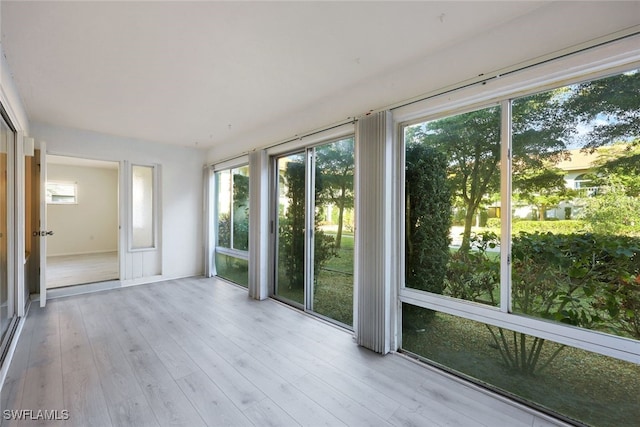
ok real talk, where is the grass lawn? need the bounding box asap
[402,311,640,427]
[276,233,354,326]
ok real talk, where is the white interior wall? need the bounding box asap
[0,51,29,134]
[46,163,118,256]
[30,122,205,281]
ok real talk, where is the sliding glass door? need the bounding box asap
[273,138,354,326]
[0,114,15,351]
[274,152,306,305]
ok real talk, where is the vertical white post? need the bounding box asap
[500,100,512,313]
[203,166,215,277]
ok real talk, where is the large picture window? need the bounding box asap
[214,165,249,286]
[401,69,639,426]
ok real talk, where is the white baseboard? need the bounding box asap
[47,249,118,258]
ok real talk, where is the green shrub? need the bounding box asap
[486,218,501,229]
[444,231,640,373]
[405,143,452,328]
[405,144,452,295]
[444,232,500,305]
[279,161,336,290]
[485,219,588,235]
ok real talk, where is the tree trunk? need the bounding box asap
[336,188,346,249]
[538,204,546,221]
[461,204,476,252]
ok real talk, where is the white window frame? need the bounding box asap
[211,157,250,282]
[45,180,78,205]
[269,133,356,324]
[128,163,159,252]
[393,35,640,364]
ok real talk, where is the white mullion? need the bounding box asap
[228,169,234,250]
[500,100,512,313]
[400,287,639,364]
[305,148,315,312]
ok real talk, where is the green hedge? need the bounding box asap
[485,219,588,235]
[444,231,640,340]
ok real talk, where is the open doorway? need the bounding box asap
[45,155,119,288]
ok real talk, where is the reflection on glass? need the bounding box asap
[215,253,248,287]
[401,305,640,426]
[216,170,231,248]
[216,166,250,251]
[511,70,640,341]
[275,153,305,305]
[232,166,249,251]
[404,106,502,314]
[0,119,9,342]
[132,165,154,249]
[312,138,354,326]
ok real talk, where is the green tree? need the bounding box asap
[279,160,336,292]
[315,138,354,249]
[565,70,640,150]
[407,93,570,252]
[406,107,501,252]
[579,143,640,235]
[513,166,572,221]
[404,143,452,327]
[405,143,452,294]
[232,172,250,250]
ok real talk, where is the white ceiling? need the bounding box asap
[1,1,639,157]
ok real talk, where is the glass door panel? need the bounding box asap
[275,153,306,305]
[0,119,10,342]
[312,139,354,326]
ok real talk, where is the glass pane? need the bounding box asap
[216,170,231,248]
[275,153,305,305]
[402,304,640,426]
[0,120,9,341]
[215,252,248,287]
[46,182,77,204]
[511,69,640,341]
[232,166,249,251]
[313,138,354,326]
[131,165,154,249]
[404,106,502,312]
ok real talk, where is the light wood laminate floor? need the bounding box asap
[2,277,566,426]
[46,252,118,289]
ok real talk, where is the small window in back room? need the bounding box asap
[46,181,77,204]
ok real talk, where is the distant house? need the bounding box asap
[499,149,602,221]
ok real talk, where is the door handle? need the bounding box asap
[34,230,54,237]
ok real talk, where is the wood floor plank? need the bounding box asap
[229,352,347,427]
[175,372,253,427]
[1,278,567,427]
[18,359,64,427]
[242,398,301,427]
[85,335,159,427]
[292,373,392,427]
[47,252,118,289]
[62,366,112,427]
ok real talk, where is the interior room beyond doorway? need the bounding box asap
[46,155,119,288]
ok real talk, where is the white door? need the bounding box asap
[38,142,47,307]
